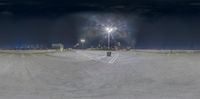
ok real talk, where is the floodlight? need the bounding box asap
[105,27,117,34]
[104,26,117,49]
[80,39,86,49]
[80,39,85,43]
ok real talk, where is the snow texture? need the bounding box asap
[0,50,199,99]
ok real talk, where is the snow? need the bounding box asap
[0,50,200,99]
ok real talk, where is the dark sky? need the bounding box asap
[137,14,200,49]
[1,0,200,49]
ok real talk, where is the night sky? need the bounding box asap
[0,0,200,49]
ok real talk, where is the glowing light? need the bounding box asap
[80,39,85,43]
[105,27,117,34]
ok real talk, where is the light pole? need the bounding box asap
[107,30,111,49]
[80,39,85,49]
[105,27,117,49]
[104,26,117,56]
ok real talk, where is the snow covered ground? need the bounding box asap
[0,50,200,99]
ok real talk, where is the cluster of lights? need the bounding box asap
[104,27,117,34]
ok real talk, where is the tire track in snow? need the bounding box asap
[108,53,119,64]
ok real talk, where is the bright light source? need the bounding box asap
[105,27,117,34]
[80,39,85,43]
[104,26,117,49]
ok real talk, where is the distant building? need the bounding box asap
[52,43,64,52]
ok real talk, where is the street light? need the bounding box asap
[104,26,117,49]
[80,39,85,48]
